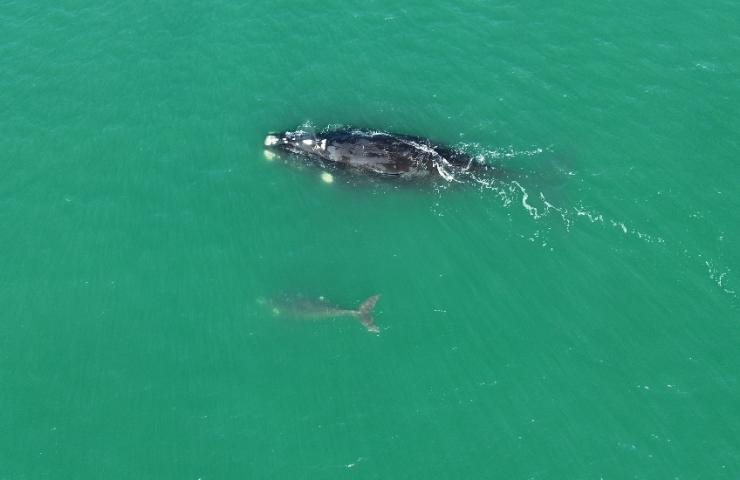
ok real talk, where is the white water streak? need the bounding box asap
[705,261,737,296]
[435,145,736,301]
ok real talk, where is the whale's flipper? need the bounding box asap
[356,294,381,333]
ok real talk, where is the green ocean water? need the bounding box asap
[2,1,739,478]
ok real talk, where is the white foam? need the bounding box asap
[320,171,334,183]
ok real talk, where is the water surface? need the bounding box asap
[2,1,739,478]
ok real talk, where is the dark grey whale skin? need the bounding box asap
[264,127,477,179]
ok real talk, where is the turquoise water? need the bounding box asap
[2,1,739,478]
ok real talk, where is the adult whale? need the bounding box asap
[264,127,480,180]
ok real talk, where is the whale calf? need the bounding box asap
[260,294,381,333]
[264,127,478,180]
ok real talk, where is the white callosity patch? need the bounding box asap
[320,171,334,183]
[302,139,314,146]
[264,135,279,146]
[263,150,276,161]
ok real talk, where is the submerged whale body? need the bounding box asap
[264,127,478,180]
[260,294,381,333]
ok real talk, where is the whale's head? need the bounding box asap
[264,130,328,159]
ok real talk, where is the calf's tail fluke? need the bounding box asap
[356,294,381,333]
